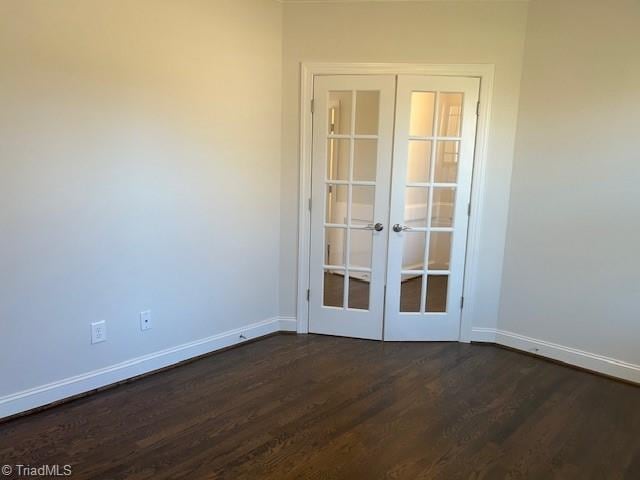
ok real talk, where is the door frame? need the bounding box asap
[296,63,495,342]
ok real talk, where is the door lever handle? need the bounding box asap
[392,224,412,233]
[365,223,384,232]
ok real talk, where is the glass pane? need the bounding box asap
[348,274,370,310]
[434,141,460,183]
[325,227,346,266]
[438,93,463,137]
[407,140,432,183]
[355,91,379,135]
[351,186,375,225]
[325,184,348,224]
[349,229,372,269]
[327,138,350,181]
[428,232,452,270]
[404,187,429,228]
[328,91,352,135]
[323,270,344,308]
[353,139,377,182]
[426,275,448,312]
[402,231,426,271]
[409,92,435,137]
[431,187,456,228]
[400,274,422,312]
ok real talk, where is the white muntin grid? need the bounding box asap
[323,90,380,311]
[399,90,463,314]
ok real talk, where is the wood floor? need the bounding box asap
[1,334,639,479]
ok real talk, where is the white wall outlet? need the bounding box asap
[139,310,152,331]
[91,320,106,344]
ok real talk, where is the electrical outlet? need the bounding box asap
[91,321,106,344]
[139,310,152,331]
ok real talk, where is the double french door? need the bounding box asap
[309,74,480,341]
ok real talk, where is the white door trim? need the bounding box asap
[296,62,495,342]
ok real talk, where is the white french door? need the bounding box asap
[309,75,396,340]
[308,74,480,341]
[384,75,480,340]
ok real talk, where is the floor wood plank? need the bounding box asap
[1,334,639,479]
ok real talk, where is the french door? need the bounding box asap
[309,74,480,341]
[309,75,396,340]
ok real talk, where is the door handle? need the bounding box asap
[365,223,384,232]
[392,224,412,233]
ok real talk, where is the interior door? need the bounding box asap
[308,75,396,340]
[384,75,480,341]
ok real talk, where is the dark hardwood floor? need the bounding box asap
[1,334,639,479]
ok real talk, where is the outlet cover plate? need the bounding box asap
[91,320,106,344]
[140,310,152,331]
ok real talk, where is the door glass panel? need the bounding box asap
[438,93,463,137]
[434,140,459,183]
[354,91,379,135]
[400,274,421,312]
[323,270,344,308]
[409,92,435,137]
[404,187,429,228]
[327,138,350,181]
[407,140,432,183]
[428,232,452,270]
[348,274,370,310]
[425,275,448,312]
[324,227,346,266]
[402,231,426,270]
[328,91,352,135]
[351,186,375,225]
[353,139,377,182]
[349,229,373,269]
[431,187,455,228]
[325,184,348,224]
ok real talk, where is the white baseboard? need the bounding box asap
[0,316,292,420]
[278,316,298,332]
[469,327,497,343]
[471,327,640,384]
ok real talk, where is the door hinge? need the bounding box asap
[460,296,465,310]
[467,202,472,217]
[308,197,312,211]
[307,289,310,301]
[476,101,480,116]
[310,99,315,114]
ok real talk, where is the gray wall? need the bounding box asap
[0,0,282,397]
[499,0,640,364]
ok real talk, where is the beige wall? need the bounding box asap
[498,0,640,364]
[280,1,529,328]
[0,0,282,397]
